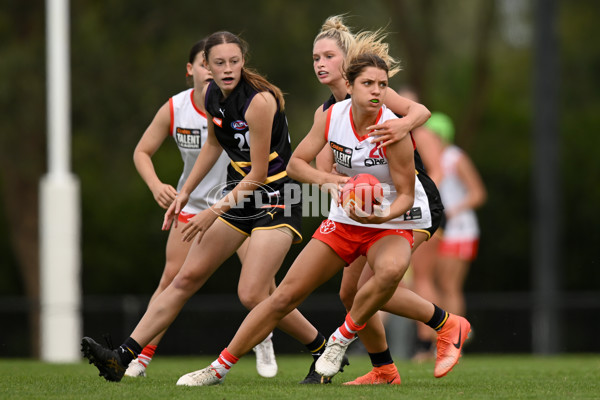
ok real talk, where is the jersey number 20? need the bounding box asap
[234,131,250,151]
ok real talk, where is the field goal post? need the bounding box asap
[40,0,81,362]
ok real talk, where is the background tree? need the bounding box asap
[0,2,45,357]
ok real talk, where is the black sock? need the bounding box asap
[117,337,142,365]
[425,304,449,331]
[306,332,327,361]
[368,348,393,367]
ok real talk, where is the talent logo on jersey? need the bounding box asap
[330,141,352,168]
[175,127,201,149]
[319,219,336,234]
[231,120,248,131]
[212,117,223,128]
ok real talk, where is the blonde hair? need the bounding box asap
[315,15,401,78]
[346,29,401,78]
[314,15,356,56]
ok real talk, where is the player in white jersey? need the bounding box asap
[426,112,487,321]
[302,16,438,385]
[309,17,464,384]
[323,100,431,231]
[169,49,471,387]
[126,39,276,378]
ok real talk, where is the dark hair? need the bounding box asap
[345,53,389,85]
[204,31,285,110]
[186,38,208,87]
[188,38,207,64]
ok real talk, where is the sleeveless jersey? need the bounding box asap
[439,145,479,240]
[169,88,229,214]
[321,94,443,217]
[204,80,295,193]
[325,99,432,230]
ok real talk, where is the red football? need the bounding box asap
[340,173,384,213]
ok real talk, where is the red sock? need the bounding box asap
[137,345,157,367]
[339,313,367,339]
[210,348,239,378]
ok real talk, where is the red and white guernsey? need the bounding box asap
[169,88,229,214]
[439,145,479,241]
[325,99,431,230]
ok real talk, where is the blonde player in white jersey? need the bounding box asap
[174,48,470,387]
[126,38,277,379]
[309,17,465,385]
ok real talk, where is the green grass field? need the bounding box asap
[1,354,598,399]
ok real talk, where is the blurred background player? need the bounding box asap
[395,87,446,362]
[412,112,486,361]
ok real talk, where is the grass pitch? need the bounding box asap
[1,354,598,399]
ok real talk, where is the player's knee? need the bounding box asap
[374,258,408,289]
[339,286,356,310]
[237,288,267,310]
[157,271,177,292]
[171,271,202,294]
[268,289,299,316]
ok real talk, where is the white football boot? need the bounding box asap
[315,333,357,378]
[253,333,278,378]
[176,367,224,386]
[124,358,147,377]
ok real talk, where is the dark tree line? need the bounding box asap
[1,0,599,356]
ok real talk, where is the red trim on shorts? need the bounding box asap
[177,211,195,224]
[312,219,413,264]
[438,238,479,261]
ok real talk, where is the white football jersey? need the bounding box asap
[170,88,229,214]
[325,99,431,230]
[439,145,480,240]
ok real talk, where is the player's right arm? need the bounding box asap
[133,102,178,209]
